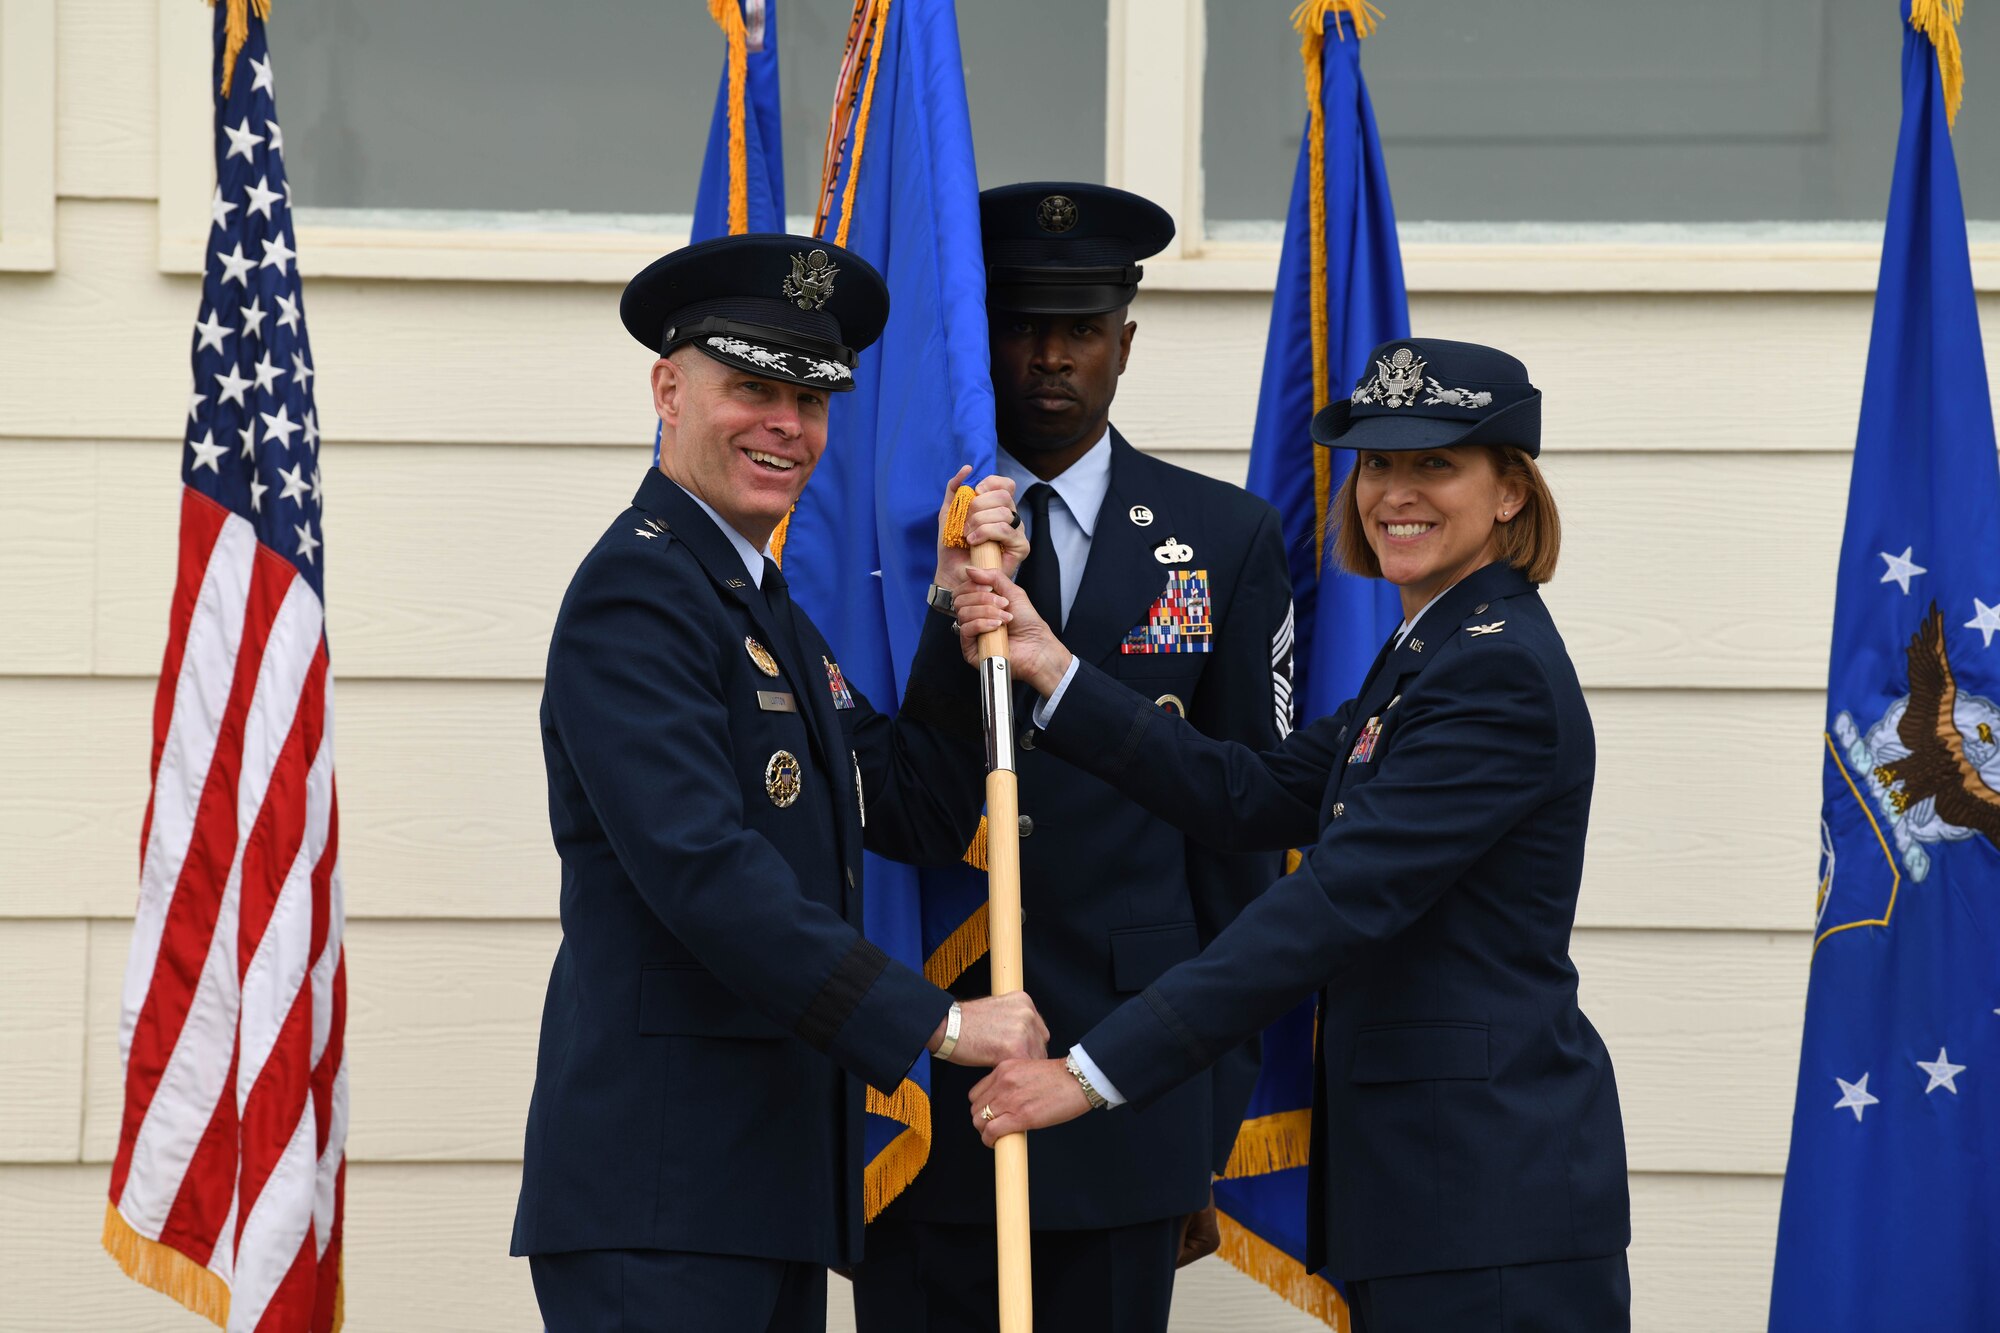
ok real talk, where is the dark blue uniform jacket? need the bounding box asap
[1044,560,1630,1279]
[889,432,1291,1230]
[512,470,986,1267]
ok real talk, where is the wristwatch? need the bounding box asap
[926,582,956,617]
[1065,1050,1109,1110]
[933,1000,963,1062]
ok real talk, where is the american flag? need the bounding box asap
[104,5,346,1330]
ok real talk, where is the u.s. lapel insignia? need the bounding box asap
[824,656,856,710]
[1152,536,1194,565]
[725,578,748,589]
[1154,693,1186,717]
[1347,715,1383,764]
[1467,621,1507,637]
[1408,638,1425,653]
[1129,504,1155,527]
[765,750,802,807]
[745,636,781,678]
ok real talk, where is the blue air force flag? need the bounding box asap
[1769,5,2000,1328]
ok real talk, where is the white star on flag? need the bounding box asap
[1966,599,2000,649]
[276,292,301,334]
[240,296,267,342]
[213,365,253,408]
[238,424,257,460]
[293,521,319,563]
[292,351,313,390]
[261,404,301,450]
[192,308,232,354]
[277,461,309,507]
[248,475,269,513]
[1916,1048,1965,1094]
[244,175,282,221]
[302,409,319,451]
[1879,546,1927,594]
[1835,1072,1879,1121]
[249,52,274,94]
[251,351,285,394]
[215,243,255,287]
[210,186,237,231]
[310,467,323,504]
[259,234,296,276]
[187,431,226,474]
[223,116,264,162]
[267,119,285,156]
[187,389,206,422]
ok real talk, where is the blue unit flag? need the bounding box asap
[1769,5,1999,1328]
[788,0,998,1217]
[1220,3,1404,1325]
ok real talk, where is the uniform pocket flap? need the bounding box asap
[638,965,786,1041]
[1348,1022,1489,1083]
[1108,922,1201,993]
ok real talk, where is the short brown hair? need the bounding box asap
[1327,446,1561,584]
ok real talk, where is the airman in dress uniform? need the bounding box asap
[852,184,1296,1333]
[510,234,1045,1333]
[963,339,1632,1333]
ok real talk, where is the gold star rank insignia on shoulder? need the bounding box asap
[1467,621,1507,637]
[745,636,781,677]
[765,750,802,807]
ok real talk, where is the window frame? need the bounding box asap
[152,0,1997,291]
[0,0,57,272]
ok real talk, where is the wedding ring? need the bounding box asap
[981,1104,996,1123]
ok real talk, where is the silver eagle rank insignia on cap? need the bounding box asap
[782,248,839,310]
[1037,194,1079,233]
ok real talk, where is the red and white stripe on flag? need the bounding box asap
[104,487,348,1331]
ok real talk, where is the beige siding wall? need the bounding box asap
[7,2,2000,1329]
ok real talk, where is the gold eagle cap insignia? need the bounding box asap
[1037,194,1078,233]
[782,249,839,310]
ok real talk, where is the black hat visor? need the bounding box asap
[1311,392,1542,457]
[986,264,1143,315]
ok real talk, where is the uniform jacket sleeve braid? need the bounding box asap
[847,612,990,867]
[1077,640,1565,1109]
[546,542,949,1094]
[1181,504,1292,1170]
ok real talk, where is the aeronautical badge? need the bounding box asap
[782,248,839,310]
[745,636,781,678]
[1831,604,2000,886]
[1347,715,1383,764]
[765,750,803,807]
[824,656,856,710]
[1121,570,1214,654]
[1037,194,1078,233]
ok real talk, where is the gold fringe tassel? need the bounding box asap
[209,0,273,98]
[863,1078,934,1219]
[961,814,990,870]
[706,0,752,233]
[942,485,977,549]
[833,0,894,248]
[925,901,989,989]
[1216,1211,1351,1331]
[1288,1,1383,566]
[103,1202,232,1330]
[1220,1108,1314,1179]
[1909,0,1966,128]
[769,505,795,566]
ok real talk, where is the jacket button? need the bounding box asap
[1018,815,1035,838]
[1021,729,1037,751]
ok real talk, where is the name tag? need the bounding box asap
[757,691,798,713]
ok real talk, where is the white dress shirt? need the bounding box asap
[996,430,1112,627]
[670,477,771,588]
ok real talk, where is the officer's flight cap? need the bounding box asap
[620,233,890,393]
[979,182,1176,315]
[1312,338,1543,457]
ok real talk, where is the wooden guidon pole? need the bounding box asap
[965,510,1033,1332]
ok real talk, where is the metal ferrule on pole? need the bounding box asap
[981,656,1017,773]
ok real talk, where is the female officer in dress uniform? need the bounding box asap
[953,339,1632,1333]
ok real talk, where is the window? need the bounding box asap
[1205,0,1999,238]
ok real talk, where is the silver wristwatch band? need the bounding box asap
[1065,1050,1108,1110]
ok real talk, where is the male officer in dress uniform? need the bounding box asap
[852,185,1295,1332]
[511,234,1046,1333]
